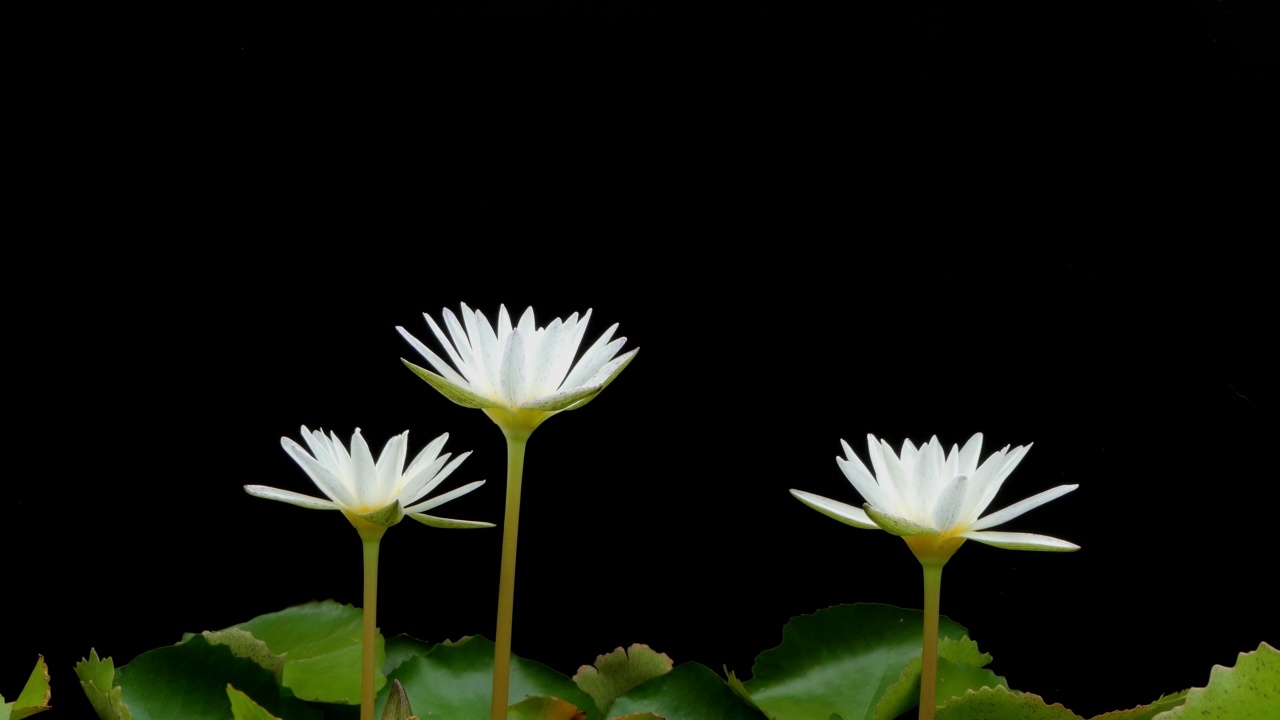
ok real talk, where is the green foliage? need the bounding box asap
[742,603,975,720]
[509,696,588,719]
[227,685,283,720]
[113,635,321,720]
[382,635,437,677]
[872,637,1005,720]
[1088,691,1187,720]
[3,656,51,720]
[572,644,673,717]
[607,663,768,720]
[375,635,595,720]
[75,650,130,720]
[200,628,287,684]
[233,600,385,704]
[934,686,1078,720]
[1152,642,1279,720]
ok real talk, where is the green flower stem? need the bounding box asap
[491,429,530,720]
[918,560,944,720]
[357,523,387,720]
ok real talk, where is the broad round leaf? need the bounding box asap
[607,663,768,720]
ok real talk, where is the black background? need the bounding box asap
[6,1,1276,718]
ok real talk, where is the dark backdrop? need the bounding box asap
[6,2,1275,718]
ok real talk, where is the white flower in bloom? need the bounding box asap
[246,427,492,529]
[397,304,638,434]
[791,433,1078,552]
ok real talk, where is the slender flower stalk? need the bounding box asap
[399,304,637,720]
[791,434,1078,719]
[246,427,492,720]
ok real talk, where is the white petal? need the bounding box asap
[967,484,1078,532]
[931,474,969,532]
[412,451,472,500]
[497,305,514,343]
[561,322,623,390]
[527,317,566,396]
[957,433,984,475]
[471,307,503,388]
[244,485,337,510]
[375,431,410,499]
[281,436,357,507]
[864,435,904,511]
[960,530,1079,551]
[554,348,638,413]
[790,490,878,529]
[836,439,890,509]
[404,432,449,478]
[347,429,381,506]
[499,328,528,404]
[397,326,472,388]
[400,453,451,505]
[969,443,1032,520]
[878,438,914,514]
[449,306,488,387]
[404,479,486,513]
[547,311,586,388]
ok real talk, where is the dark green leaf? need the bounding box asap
[608,663,768,720]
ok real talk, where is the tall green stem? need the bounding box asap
[918,560,945,720]
[358,526,385,720]
[491,430,529,720]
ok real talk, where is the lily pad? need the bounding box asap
[1089,691,1187,720]
[113,634,321,720]
[200,629,286,685]
[509,696,588,720]
[233,600,385,704]
[1151,642,1279,720]
[227,685,283,720]
[75,650,130,720]
[743,603,973,720]
[573,645,673,717]
[607,663,768,720]
[935,686,1079,720]
[383,635,437,677]
[376,635,596,720]
[4,656,51,720]
[872,637,1005,720]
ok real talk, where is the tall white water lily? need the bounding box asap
[791,433,1077,720]
[397,303,638,435]
[791,433,1078,557]
[247,427,493,720]
[398,303,638,720]
[246,427,493,530]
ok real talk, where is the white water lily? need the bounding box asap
[791,433,1078,553]
[245,427,493,529]
[397,303,638,434]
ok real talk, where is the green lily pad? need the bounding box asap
[227,685,283,720]
[200,629,287,685]
[233,600,385,704]
[935,686,1079,720]
[509,696,588,719]
[75,650,130,720]
[4,656,51,720]
[113,635,321,720]
[383,635,437,677]
[1152,642,1279,720]
[743,603,973,720]
[607,663,767,720]
[1088,691,1187,720]
[376,635,596,720]
[872,637,1005,720]
[573,645,673,717]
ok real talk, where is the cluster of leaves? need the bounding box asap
[56,601,1277,719]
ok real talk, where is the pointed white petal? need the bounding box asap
[878,438,914,515]
[471,307,504,389]
[960,530,1079,551]
[967,484,1078,532]
[931,475,969,533]
[499,328,528,405]
[527,317,566,396]
[412,451,472,499]
[281,437,357,507]
[449,307,488,386]
[561,322,622,389]
[864,435,903,511]
[557,348,638,413]
[397,326,472,387]
[400,453,451,505]
[244,485,338,510]
[547,311,586,388]
[497,305,514,342]
[970,443,1032,519]
[404,432,449,478]
[958,433,984,475]
[790,490,878,529]
[404,479,485,513]
[347,429,381,506]
[836,441,891,510]
[375,431,409,499]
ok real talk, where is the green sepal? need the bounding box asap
[1150,641,1279,720]
[573,644,673,717]
[359,500,404,528]
[935,686,1079,720]
[606,662,767,720]
[75,649,130,720]
[862,505,935,537]
[226,685,282,720]
[401,360,498,409]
